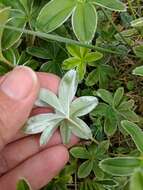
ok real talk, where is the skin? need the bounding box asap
[0,67,78,190]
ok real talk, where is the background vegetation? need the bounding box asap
[0,0,143,189]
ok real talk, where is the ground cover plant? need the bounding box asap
[0,0,143,189]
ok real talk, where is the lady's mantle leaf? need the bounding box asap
[99,157,141,176]
[72,2,97,43]
[36,0,76,33]
[121,120,143,153]
[70,96,98,117]
[59,69,78,115]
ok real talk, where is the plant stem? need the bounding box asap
[91,137,99,145]
[101,8,132,49]
[127,0,136,19]
[0,24,130,56]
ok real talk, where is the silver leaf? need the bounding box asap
[70,96,98,117]
[59,69,78,116]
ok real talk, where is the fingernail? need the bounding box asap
[1,66,37,100]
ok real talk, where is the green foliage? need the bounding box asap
[0,1,143,190]
[70,141,109,178]
[63,45,103,80]
[91,88,139,136]
[36,0,126,43]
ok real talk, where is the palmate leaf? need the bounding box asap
[24,70,98,145]
[72,2,97,43]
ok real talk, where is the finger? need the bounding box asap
[0,131,78,175]
[0,145,69,190]
[8,72,60,143]
[0,66,39,150]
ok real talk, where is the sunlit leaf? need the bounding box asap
[99,157,141,176]
[121,120,143,153]
[37,0,76,33]
[72,2,97,42]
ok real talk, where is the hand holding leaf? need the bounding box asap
[24,70,98,145]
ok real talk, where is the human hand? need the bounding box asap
[0,66,78,190]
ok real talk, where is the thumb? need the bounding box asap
[0,66,39,150]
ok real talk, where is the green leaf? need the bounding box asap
[91,0,126,12]
[133,45,143,59]
[118,99,135,111]
[121,110,139,122]
[99,157,141,176]
[36,0,76,33]
[66,45,81,58]
[40,124,58,145]
[0,7,10,62]
[121,120,143,153]
[131,17,143,28]
[2,10,26,49]
[70,147,90,159]
[70,96,98,117]
[60,120,72,144]
[70,117,92,140]
[38,88,64,114]
[16,179,31,190]
[85,52,103,62]
[77,61,86,81]
[133,66,143,76]
[27,47,50,59]
[62,57,80,70]
[59,69,77,115]
[96,140,109,157]
[86,69,99,86]
[78,160,93,178]
[113,87,124,107]
[130,170,143,190]
[72,2,97,42]
[96,89,113,105]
